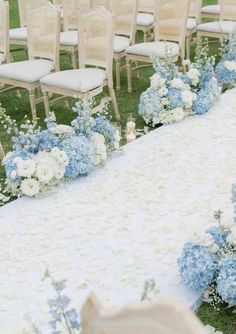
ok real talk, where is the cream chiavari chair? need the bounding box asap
[9,0,45,52]
[126,0,189,93]
[0,141,5,161]
[201,1,220,22]
[40,6,120,120]
[0,0,10,65]
[0,1,60,119]
[197,0,236,42]
[137,0,156,42]
[186,0,201,59]
[111,0,138,90]
[60,0,90,69]
[90,0,109,6]
[81,293,208,334]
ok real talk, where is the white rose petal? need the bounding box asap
[20,178,40,197]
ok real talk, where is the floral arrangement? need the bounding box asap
[178,186,236,308]
[139,44,219,126]
[0,101,120,197]
[215,29,236,90]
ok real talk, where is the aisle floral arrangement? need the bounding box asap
[139,44,219,126]
[215,30,236,90]
[178,186,236,308]
[0,102,120,197]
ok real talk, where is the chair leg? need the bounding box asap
[71,50,77,69]
[109,87,120,121]
[186,35,191,60]
[29,89,37,120]
[126,57,132,93]
[115,59,121,91]
[43,91,51,117]
[144,30,148,42]
[0,142,5,161]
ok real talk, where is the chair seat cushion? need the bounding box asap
[201,5,220,15]
[40,68,107,93]
[60,30,78,46]
[187,18,197,31]
[137,13,154,27]
[197,21,236,34]
[0,59,54,83]
[126,41,180,59]
[0,53,5,64]
[9,27,27,41]
[114,35,130,53]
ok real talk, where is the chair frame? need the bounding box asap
[201,1,220,22]
[0,141,5,161]
[0,1,10,64]
[126,0,189,93]
[41,6,120,121]
[197,0,236,43]
[0,1,61,119]
[136,0,156,42]
[186,0,202,59]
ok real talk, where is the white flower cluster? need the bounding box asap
[7,148,69,197]
[224,60,236,72]
[91,133,107,166]
[50,124,75,137]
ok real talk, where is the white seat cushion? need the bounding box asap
[0,59,54,83]
[126,41,180,59]
[9,27,27,41]
[40,68,107,93]
[0,53,5,64]
[60,31,78,46]
[114,35,130,53]
[137,13,154,27]
[187,18,197,31]
[197,21,236,34]
[201,5,220,15]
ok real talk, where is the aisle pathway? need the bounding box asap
[0,89,236,332]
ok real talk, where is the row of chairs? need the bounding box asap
[0,0,235,123]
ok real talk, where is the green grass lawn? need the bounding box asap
[1,1,236,332]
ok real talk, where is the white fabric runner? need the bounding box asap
[0,89,236,333]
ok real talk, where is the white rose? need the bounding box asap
[17,159,36,178]
[187,68,200,86]
[50,124,75,137]
[172,107,184,122]
[54,167,65,180]
[181,90,195,109]
[35,164,54,184]
[20,178,40,197]
[91,133,107,165]
[159,86,168,97]
[224,60,236,72]
[50,147,69,167]
[171,78,186,90]
[150,73,166,88]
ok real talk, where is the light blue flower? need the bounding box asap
[5,150,33,182]
[207,227,230,248]
[166,88,184,109]
[92,115,117,153]
[217,256,236,305]
[60,136,94,179]
[178,242,218,291]
[139,88,163,126]
[192,89,213,114]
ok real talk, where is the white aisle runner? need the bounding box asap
[0,89,236,332]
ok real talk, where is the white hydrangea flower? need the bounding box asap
[17,159,36,178]
[150,73,166,89]
[35,164,54,184]
[224,60,236,72]
[226,225,236,245]
[91,133,107,165]
[50,147,69,167]
[161,98,169,106]
[20,178,40,197]
[50,124,75,137]
[171,78,186,90]
[187,68,200,86]
[181,90,196,109]
[159,86,168,97]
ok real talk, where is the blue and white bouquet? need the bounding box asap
[178,187,236,307]
[0,101,120,197]
[139,46,219,126]
[215,29,236,90]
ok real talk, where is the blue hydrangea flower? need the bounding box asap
[199,63,214,87]
[217,256,236,305]
[34,130,60,153]
[215,61,236,85]
[92,115,117,153]
[139,88,163,126]
[60,136,94,179]
[192,89,213,114]
[207,227,231,248]
[71,102,95,138]
[178,242,218,291]
[167,88,184,109]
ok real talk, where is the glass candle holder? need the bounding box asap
[126,114,136,143]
